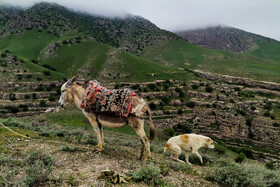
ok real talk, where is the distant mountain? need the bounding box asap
[0,2,178,53]
[176,26,280,61]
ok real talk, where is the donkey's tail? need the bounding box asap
[147,106,155,141]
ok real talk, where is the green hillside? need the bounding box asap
[41,41,110,77]
[247,40,280,62]
[142,39,280,82]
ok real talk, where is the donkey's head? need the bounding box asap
[59,76,77,108]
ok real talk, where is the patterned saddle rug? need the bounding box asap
[80,80,137,117]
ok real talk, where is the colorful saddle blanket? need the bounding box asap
[80,80,136,117]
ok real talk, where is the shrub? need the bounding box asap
[164,128,174,137]
[264,111,270,117]
[191,84,199,89]
[40,100,47,107]
[24,151,54,186]
[114,84,119,89]
[175,87,184,97]
[43,71,51,76]
[214,144,227,155]
[161,97,170,104]
[250,106,256,110]
[235,153,245,163]
[149,102,156,110]
[177,109,183,115]
[186,101,195,108]
[240,147,253,159]
[148,84,156,90]
[205,86,213,93]
[265,162,276,170]
[60,146,78,152]
[131,164,163,186]
[206,162,280,187]
[246,118,252,127]
[234,87,241,92]
[48,96,56,102]
[272,123,280,127]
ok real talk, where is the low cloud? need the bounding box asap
[2,0,280,40]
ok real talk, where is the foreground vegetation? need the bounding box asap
[1,108,279,186]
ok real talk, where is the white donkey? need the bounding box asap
[59,76,155,160]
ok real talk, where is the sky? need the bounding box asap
[2,0,280,41]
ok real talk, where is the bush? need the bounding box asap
[272,123,280,127]
[164,128,174,137]
[240,147,253,159]
[60,146,78,152]
[43,71,51,76]
[264,111,270,117]
[214,144,227,155]
[186,101,195,108]
[175,87,184,97]
[148,84,156,91]
[132,164,163,186]
[149,102,156,110]
[191,84,199,89]
[265,162,276,170]
[206,162,280,187]
[205,86,213,93]
[48,96,56,102]
[24,151,54,186]
[235,153,245,163]
[177,109,183,115]
[40,100,47,107]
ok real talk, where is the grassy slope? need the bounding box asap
[0,29,75,79]
[1,110,279,186]
[142,39,280,82]
[41,41,110,78]
[112,51,191,82]
[247,40,280,62]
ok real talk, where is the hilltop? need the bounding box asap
[0,2,177,53]
[176,26,280,62]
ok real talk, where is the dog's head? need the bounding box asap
[205,137,215,149]
[59,76,77,108]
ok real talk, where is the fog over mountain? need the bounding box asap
[2,0,280,41]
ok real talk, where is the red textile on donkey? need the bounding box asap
[80,80,136,117]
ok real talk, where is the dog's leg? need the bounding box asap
[130,117,151,160]
[194,151,203,164]
[169,144,184,163]
[185,151,192,165]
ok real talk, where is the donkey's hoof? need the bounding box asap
[95,144,105,152]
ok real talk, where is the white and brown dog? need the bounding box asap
[164,134,215,165]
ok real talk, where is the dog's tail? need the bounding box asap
[147,106,155,141]
[164,143,171,152]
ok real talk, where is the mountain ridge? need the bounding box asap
[176,26,280,57]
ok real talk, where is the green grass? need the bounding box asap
[42,41,110,78]
[114,51,190,82]
[0,29,57,60]
[142,39,280,83]
[142,39,205,68]
[248,40,280,62]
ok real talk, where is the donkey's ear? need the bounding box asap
[69,76,78,84]
[66,76,78,88]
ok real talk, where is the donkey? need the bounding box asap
[59,76,155,160]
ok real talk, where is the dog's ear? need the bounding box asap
[206,137,212,142]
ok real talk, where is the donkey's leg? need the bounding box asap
[98,121,105,148]
[139,140,145,160]
[83,111,103,151]
[130,117,151,160]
